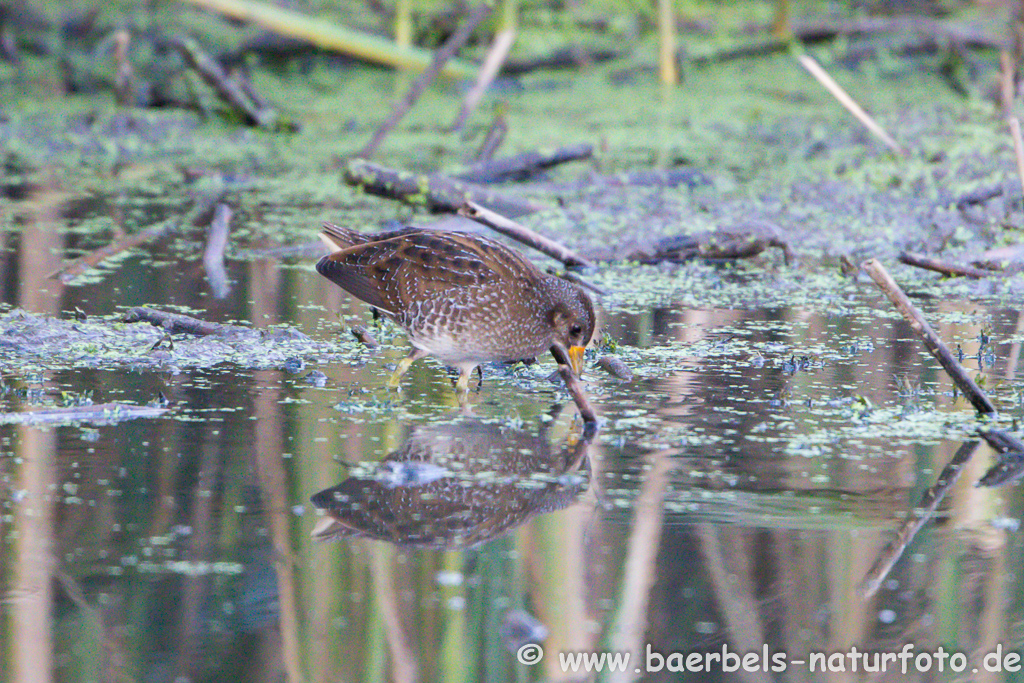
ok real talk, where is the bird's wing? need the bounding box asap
[317,232,542,313]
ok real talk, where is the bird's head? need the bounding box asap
[548,280,596,376]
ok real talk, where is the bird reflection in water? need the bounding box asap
[310,413,593,549]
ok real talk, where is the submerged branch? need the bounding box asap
[49,220,176,284]
[977,430,1024,487]
[203,203,232,299]
[860,439,981,598]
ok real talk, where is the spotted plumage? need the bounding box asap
[315,222,595,392]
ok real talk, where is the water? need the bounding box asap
[2,213,1023,682]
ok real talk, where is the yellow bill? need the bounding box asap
[568,345,586,377]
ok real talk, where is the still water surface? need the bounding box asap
[2,229,1024,683]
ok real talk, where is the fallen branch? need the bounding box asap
[861,258,996,415]
[860,439,980,598]
[456,143,593,183]
[797,54,905,156]
[359,2,492,158]
[550,343,598,425]
[203,203,232,299]
[49,219,175,284]
[171,36,281,130]
[458,200,593,268]
[124,306,253,337]
[449,28,516,133]
[898,251,995,279]
[345,159,543,217]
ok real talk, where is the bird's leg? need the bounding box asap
[388,348,427,388]
[454,366,474,395]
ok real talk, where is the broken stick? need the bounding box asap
[861,258,996,415]
[458,200,593,268]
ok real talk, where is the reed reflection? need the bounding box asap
[310,413,591,548]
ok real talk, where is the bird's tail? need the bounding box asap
[320,222,369,252]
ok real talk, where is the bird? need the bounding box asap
[315,222,596,393]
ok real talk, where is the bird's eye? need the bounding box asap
[570,324,583,337]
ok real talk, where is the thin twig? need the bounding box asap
[449,28,516,133]
[797,54,905,156]
[898,251,995,279]
[861,258,996,415]
[458,200,593,267]
[456,143,593,183]
[860,439,980,597]
[359,3,493,158]
[546,268,606,296]
[49,220,175,283]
